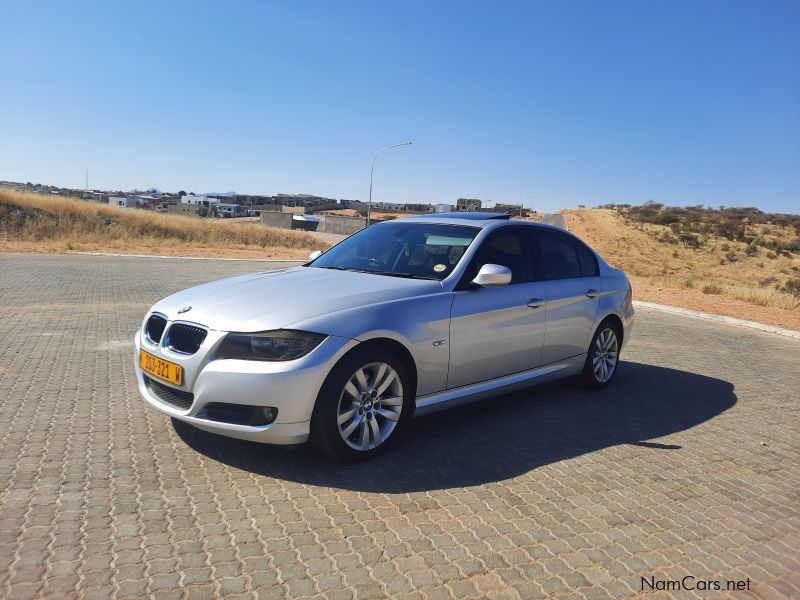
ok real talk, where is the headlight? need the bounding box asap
[217,330,327,361]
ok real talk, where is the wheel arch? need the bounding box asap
[317,336,419,403]
[594,312,624,346]
[350,337,418,399]
[309,335,419,456]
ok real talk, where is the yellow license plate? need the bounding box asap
[139,349,183,385]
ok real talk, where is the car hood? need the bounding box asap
[149,266,442,333]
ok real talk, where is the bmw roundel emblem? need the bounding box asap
[177,306,192,314]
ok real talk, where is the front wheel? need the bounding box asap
[310,347,413,460]
[580,322,621,389]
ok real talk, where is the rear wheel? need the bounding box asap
[311,347,413,460]
[581,321,621,389]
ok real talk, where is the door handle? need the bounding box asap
[586,289,599,299]
[526,297,545,308]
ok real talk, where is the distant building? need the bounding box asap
[181,195,220,206]
[273,194,338,210]
[456,198,482,211]
[374,202,404,211]
[206,194,273,207]
[109,196,140,208]
[340,199,365,209]
[292,214,321,231]
[492,203,528,217]
[403,203,434,213]
[435,203,453,213]
[214,203,247,218]
[134,194,160,207]
[82,191,108,202]
[167,203,200,217]
[340,200,433,213]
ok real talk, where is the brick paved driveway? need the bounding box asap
[1,255,798,599]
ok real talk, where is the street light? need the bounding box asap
[368,141,412,223]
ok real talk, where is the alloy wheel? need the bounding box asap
[592,328,619,383]
[336,362,404,451]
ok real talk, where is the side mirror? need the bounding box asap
[471,264,512,287]
[308,250,322,260]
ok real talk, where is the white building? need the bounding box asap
[109,196,139,208]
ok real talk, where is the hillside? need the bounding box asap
[567,207,800,330]
[2,187,798,329]
[0,187,327,259]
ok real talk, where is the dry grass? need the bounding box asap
[0,187,328,259]
[701,283,724,295]
[566,209,800,330]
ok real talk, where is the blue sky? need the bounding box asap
[1,1,798,213]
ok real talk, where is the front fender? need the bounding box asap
[287,293,453,396]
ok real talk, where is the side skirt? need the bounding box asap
[413,354,586,417]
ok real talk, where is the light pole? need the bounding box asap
[520,193,534,218]
[368,141,411,223]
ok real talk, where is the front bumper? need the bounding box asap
[134,328,358,444]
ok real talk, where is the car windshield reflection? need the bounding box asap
[307,222,479,280]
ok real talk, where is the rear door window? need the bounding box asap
[534,230,582,280]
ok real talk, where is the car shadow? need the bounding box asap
[173,361,736,493]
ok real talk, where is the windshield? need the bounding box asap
[307,222,480,280]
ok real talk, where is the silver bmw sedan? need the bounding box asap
[134,213,634,460]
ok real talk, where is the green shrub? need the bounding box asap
[655,213,681,225]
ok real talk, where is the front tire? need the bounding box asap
[581,321,621,389]
[310,347,413,460]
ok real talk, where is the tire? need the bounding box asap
[580,320,621,389]
[310,346,414,461]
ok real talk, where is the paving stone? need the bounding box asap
[0,255,798,599]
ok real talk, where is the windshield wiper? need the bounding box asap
[368,271,440,280]
[312,266,381,274]
[312,266,438,280]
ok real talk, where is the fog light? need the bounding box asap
[259,407,278,425]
